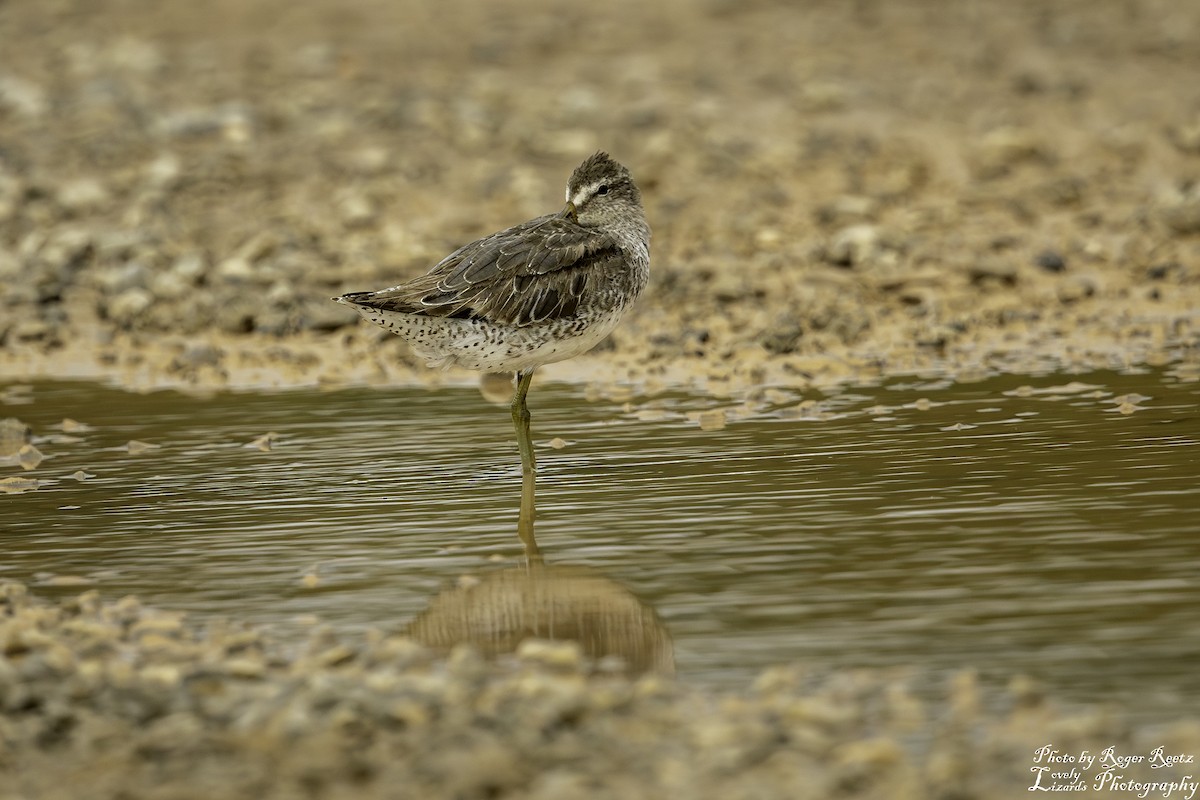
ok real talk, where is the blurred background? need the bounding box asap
[1,0,1197,387]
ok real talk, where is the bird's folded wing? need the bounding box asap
[346,215,624,326]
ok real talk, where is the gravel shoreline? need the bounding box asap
[4,583,1198,800]
[2,0,1198,394]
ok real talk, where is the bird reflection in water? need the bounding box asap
[406,448,674,676]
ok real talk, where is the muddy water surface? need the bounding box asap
[2,368,1198,722]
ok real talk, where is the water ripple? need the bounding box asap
[2,369,1198,721]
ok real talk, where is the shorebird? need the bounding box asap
[333,152,650,551]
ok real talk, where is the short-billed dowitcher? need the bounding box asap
[334,152,650,552]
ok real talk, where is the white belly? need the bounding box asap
[351,305,627,373]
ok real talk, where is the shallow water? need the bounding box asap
[2,368,1198,721]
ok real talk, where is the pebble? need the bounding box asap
[339,193,377,228]
[1160,186,1200,234]
[0,476,40,494]
[171,343,224,374]
[94,261,152,293]
[827,224,884,267]
[1034,249,1066,272]
[56,177,110,214]
[107,287,154,324]
[246,432,279,451]
[16,443,44,470]
[516,639,585,671]
[0,74,48,117]
[216,256,257,282]
[150,270,192,300]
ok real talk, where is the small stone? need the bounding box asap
[247,432,279,452]
[0,476,39,494]
[0,75,48,117]
[1112,393,1151,405]
[1161,191,1200,235]
[1034,250,1066,272]
[124,440,161,454]
[171,252,208,282]
[151,270,191,300]
[223,658,266,679]
[144,152,182,188]
[1169,118,1200,155]
[61,418,92,432]
[1145,262,1178,281]
[698,409,727,431]
[760,315,804,355]
[56,178,111,214]
[753,227,783,249]
[94,261,151,293]
[265,282,295,307]
[216,256,256,282]
[17,444,44,471]
[827,224,882,267]
[339,193,377,228]
[516,639,584,671]
[171,343,223,372]
[548,437,568,449]
[108,288,154,324]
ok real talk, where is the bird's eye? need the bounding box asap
[596,184,609,196]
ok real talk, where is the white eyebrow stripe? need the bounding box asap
[569,180,607,207]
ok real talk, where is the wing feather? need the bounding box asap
[343,213,624,327]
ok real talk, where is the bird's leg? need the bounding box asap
[512,370,541,562]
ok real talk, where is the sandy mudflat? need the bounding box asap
[3,583,1199,800]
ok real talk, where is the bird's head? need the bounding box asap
[561,152,645,232]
